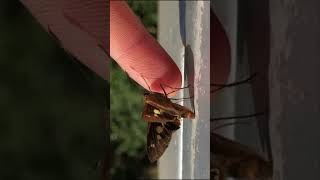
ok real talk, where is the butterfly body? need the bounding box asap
[142,91,195,162]
[144,92,195,119]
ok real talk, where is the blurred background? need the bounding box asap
[110,1,158,179]
[0,1,107,179]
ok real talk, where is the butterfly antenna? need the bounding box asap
[212,121,251,131]
[141,75,152,92]
[160,83,168,97]
[164,84,192,95]
[211,112,265,122]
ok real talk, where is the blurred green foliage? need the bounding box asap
[110,60,145,157]
[110,60,147,179]
[0,1,107,180]
[127,0,158,38]
[110,1,158,179]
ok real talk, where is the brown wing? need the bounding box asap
[143,103,180,123]
[144,93,195,119]
[211,133,272,178]
[147,121,180,162]
[171,103,195,119]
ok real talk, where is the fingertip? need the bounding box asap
[123,51,182,96]
[110,0,182,94]
[149,66,182,96]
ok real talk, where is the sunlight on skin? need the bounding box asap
[110,1,182,95]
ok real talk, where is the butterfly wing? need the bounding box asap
[147,121,180,162]
[143,103,180,124]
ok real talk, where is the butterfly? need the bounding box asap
[142,90,195,162]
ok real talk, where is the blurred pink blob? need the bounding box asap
[21,0,108,80]
[211,9,231,100]
[21,0,182,93]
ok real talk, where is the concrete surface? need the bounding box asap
[158,1,184,179]
[269,1,320,179]
[158,1,210,179]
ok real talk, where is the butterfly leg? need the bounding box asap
[161,83,193,96]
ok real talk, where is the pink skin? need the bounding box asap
[21,0,109,81]
[22,0,229,98]
[110,1,182,95]
[110,2,231,99]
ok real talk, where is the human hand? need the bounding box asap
[110,1,182,95]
